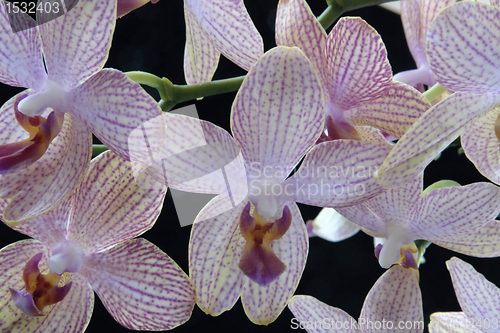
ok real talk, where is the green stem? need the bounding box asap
[423,83,447,102]
[167,76,245,104]
[92,144,109,157]
[321,0,397,29]
[126,71,170,102]
[318,4,343,29]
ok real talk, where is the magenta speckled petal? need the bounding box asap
[433,220,500,257]
[401,0,426,67]
[39,0,116,90]
[346,82,431,139]
[275,0,327,87]
[184,0,263,72]
[0,240,94,333]
[80,238,195,331]
[183,4,220,85]
[231,46,324,182]
[411,182,500,241]
[462,106,500,184]
[241,203,308,325]
[68,151,166,254]
[493,0,500,7]
[284,140,391,207]
[325,17,392,111]
[377,92,500,189]
[427,2,500,94]
[0,114,92,223]
[429,312,482,333]
[0,5,46,90]
[447,257,500,328]
[288,295,358,333]
[0,91,31,146]
[189,197,246,315]
[69,69,165,163]
[360,265,422,332]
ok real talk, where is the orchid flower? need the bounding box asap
[289,264,423,333]
[306,208,360,242]
[183,0,263,84]
[394,0,456,88]
[377,1,500,188]
[429,257,500,333]
[144,46,392,324]
[117,0,160,18]
[0,0,165,223]
[335,175,500,269]
[0,151,195,332]
[275,0,430,141]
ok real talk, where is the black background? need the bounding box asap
[1,1,500,332]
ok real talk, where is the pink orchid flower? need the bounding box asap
[0,151,195,332]
[0,0,165,223]
[377,1,500,188]
[276,0,430,141]
[183,0,263,84]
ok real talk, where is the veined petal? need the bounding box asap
[69,69,165,162]
[335,204,386,239]
[401,0,426,67]
[432,220,500,257]
[284,140,391,207]
[275,0,327,86]
[420,0,456,51]
[359,265,422,333]
[231,46,324,181]
[325,17,393,111]
[183,4,220,85]
[426,2,500,93]
[80,238,195,330]
[493,0,500,7]
[39,0,116,90]
[0,240,94,333]
[308,207,360,242]
[346,82,431,139]
[0,114,92,223]
[184,0,263,72]
[429,312,482,333]
[0,91,30,146]
[68,151,166,254]
[288,295,359,333]
[411,182,500,241]
[447,257,500,329]
[0,4,46,90]
[241,202,308,325]
[376,92,500,189]
[462,106,500,184]
[189,196,246,316]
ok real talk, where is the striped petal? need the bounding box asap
[183,4,220,85]
[0,114,92,223]
[376,92,500,189]
[447,257,500,329]
[325,17,393,112]
[426,2,500,93]
[462,106,500,184]
[335,204,386,239]
[231,46,324,182]
[0,239,94,333]
[275,0,327,87]
[284,140,391,207]
[429,312,482,333]
[288,295,359,333]
[241,202,308,324]
[0,4,46,90]
[189,196,246,316]
[80,238,195,330]
[359,265,423,333]
[411,182,500,241]
[184,0,263,72]
[67,151,166,254]
[308,208,360,242]
[39,0,116,90]
[346,82,431,139]
[69,69,165,162]
[0,91,30,146]
[401,0,426,67]
[432,220,500,257]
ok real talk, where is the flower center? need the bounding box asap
[17,80,67,117]
[9,253,72,316]
[376,227,415,269]
[238,202,292,286]
[47,240,85,274]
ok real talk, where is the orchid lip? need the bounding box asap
[48,240,85,274]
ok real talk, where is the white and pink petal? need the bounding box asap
[308,208,360,242]
[429,312,482,333]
